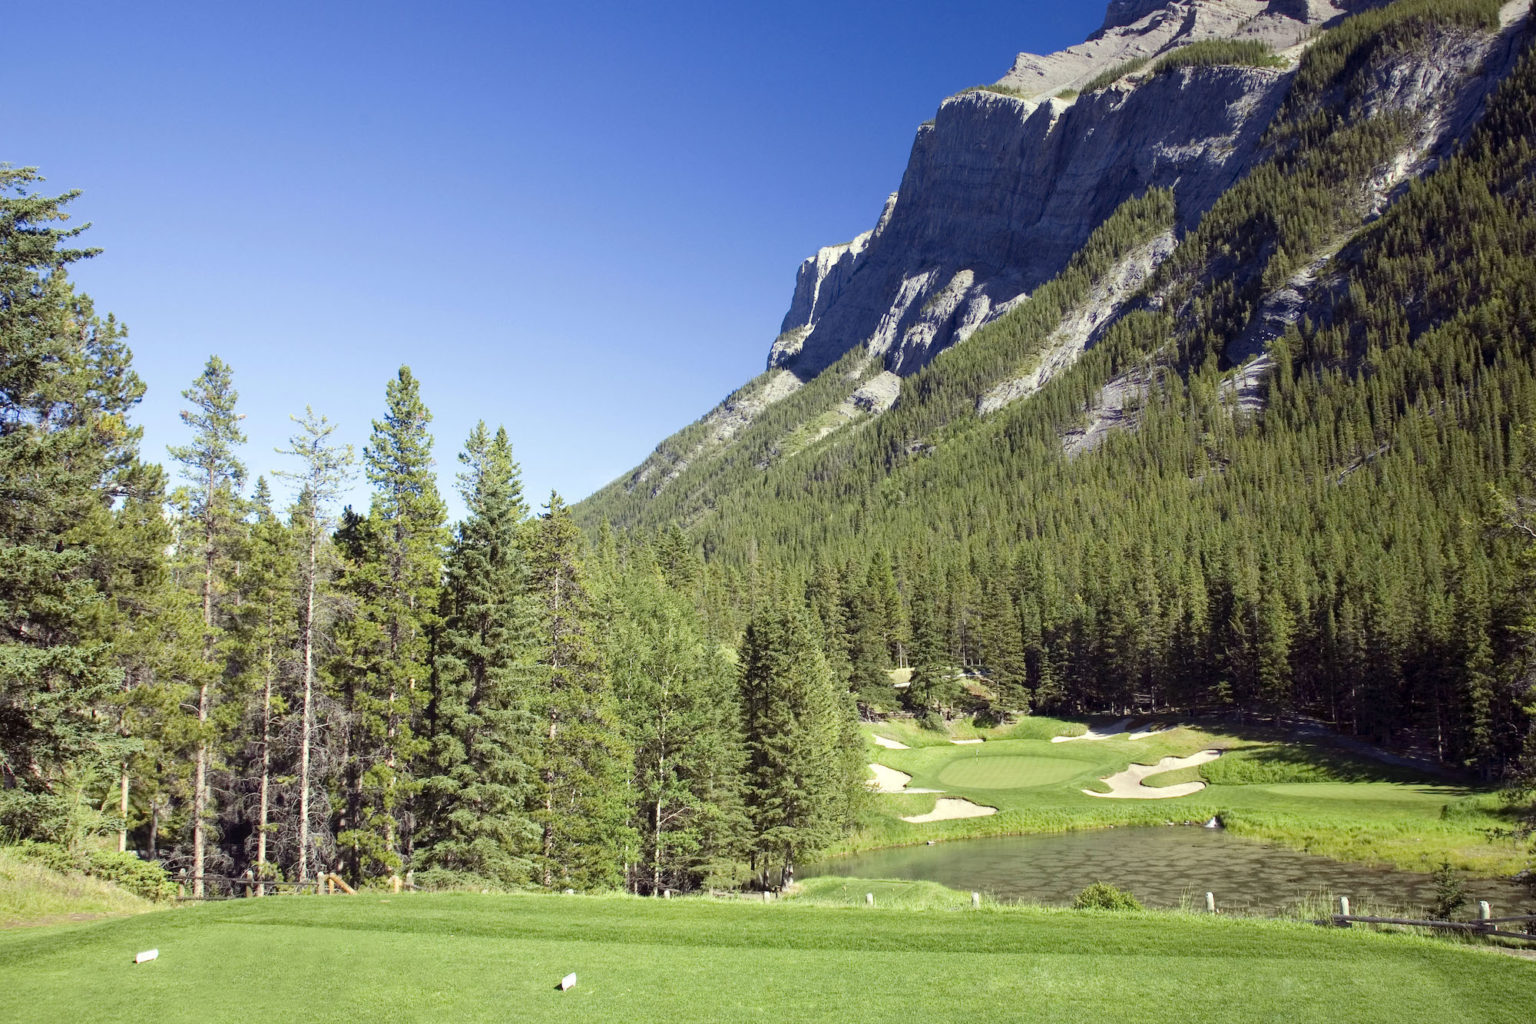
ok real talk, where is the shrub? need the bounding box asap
[1072,882,1144,911]
[1428,861,1468,920]
[10,841,177,903]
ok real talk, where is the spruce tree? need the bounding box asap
[334,366,448,878]
[0,168,149,841]
[418,423,541,886]
[738,594,861,889]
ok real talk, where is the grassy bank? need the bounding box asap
[0,847,159,928]
[0,891,1529,1023]
[848,717,1526,877]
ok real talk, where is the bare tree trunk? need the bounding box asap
[118,760,129,854]
[298,533,317,884]
[193,478,215,900]
[257,658,272,895]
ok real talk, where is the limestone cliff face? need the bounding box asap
[769,0,1378,380]
[775,63,1291,376]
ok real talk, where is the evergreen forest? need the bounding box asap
[5,0,1536,895]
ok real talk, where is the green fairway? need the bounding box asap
[1,892,1531,1024]
[855,718,1527,877]
[935,754,1092,789]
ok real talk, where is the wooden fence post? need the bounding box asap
[1206,892,1216,913]
[866,893,874,906]
[242,870,254,898]
[972,892,980,909]
[390,874,401,894]
[177,868,187,900]
[1339,896,1350,922]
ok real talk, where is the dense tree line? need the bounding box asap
[0,170,864,892]
[579,5,1536,782]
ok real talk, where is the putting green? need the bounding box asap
[936,755,1088,790]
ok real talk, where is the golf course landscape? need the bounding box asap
[3,888,1534,1024]
[845,715,1528,881]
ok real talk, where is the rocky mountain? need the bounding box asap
[582,0,1532,531]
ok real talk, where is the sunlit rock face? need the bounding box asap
[768,0,1410,380]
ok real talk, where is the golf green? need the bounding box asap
[936,755,1088,789]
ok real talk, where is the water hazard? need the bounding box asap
[805,827,1534,915]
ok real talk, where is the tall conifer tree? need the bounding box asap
[528,493,633,890]
[334,367,448,878]
[419,423,541,885]
[167,355,246,896]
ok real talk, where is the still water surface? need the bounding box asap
[805,828,1533,914]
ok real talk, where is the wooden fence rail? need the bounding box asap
[1322,899,1536,944]
[174,870,415,900]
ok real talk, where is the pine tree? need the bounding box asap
[738,594,861,889]
[275,408,352,883]
[228,477,298,887]
[334,366,448,879]
[166,355,246,896]
[0,168,149,842]
[528,492,633,890]
[606,562,744,893]
[418,423,541,886]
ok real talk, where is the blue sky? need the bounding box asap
[11,0,1103,516]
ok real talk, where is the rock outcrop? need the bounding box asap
[767,0,1385,381]
[774,61,1292,377]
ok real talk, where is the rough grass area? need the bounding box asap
[1,892,1530,1023]
[853,719,1523,876]
[0,848,157,927]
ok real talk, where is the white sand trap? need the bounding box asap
[902,798,998,823]
[868,763,944,795]
[1084,749,1223,799]
[950,738,984,745]
[872,735,910,750]
[868,763,913,794]
[1052,718,1133,742]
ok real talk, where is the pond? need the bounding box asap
[804,827,1534,915]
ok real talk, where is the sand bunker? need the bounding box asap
[872,735,910,750]
[868,763,913,793]
[901,798,998,823]
[1052,718,1168,743]
[1084,749,1222,799]
[949,738,984,745]
[868,763,944,795]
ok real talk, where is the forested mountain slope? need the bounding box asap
[580,0,1536,774]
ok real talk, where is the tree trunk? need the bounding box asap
[257,657,272,896]
[298,533,317,884]
[118,760,129,854]
[193,469,215,900]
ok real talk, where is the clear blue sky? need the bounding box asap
[10,0,1103,517]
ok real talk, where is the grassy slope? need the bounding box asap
[0,848,156,927]
[0,892,1530,1024]
[854,719,1523,875]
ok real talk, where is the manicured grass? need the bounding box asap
[936,754,1094,789]
[0,892,1529,1023]
[0,848,157,928]
[857,719,1524,876]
